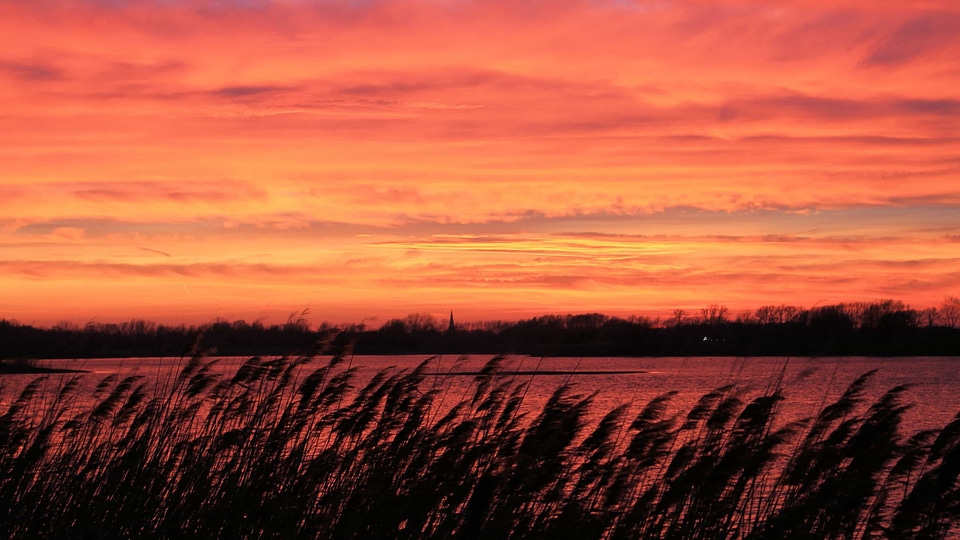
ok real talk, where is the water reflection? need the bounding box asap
[6,355,959,433]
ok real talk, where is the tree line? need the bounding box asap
[2,297,959,359]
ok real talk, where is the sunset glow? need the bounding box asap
[3,0,959,326]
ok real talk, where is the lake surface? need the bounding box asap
[4,355,959,433]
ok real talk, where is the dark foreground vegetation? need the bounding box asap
[4,298,960,359]
[2,346,959,539]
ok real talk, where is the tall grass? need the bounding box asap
[1,349,959,538]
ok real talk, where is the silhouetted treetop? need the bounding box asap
[2,298,959,358]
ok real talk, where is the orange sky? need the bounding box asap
[2,0,959,327]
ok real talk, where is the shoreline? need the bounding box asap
[0,361,90,375]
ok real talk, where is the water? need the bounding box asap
[4,355,959,433]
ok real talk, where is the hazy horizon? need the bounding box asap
[6,296,958,330]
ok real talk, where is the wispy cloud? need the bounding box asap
[864,12,960,66]
[0,59,64,81]
[139,247,172,257]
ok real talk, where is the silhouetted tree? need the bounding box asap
[4,298,960,359]
[941,296,960,328]
[700,304,729,325]
[920,307,939,327]
[404,313,439,333]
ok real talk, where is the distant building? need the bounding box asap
[448,311,456,334]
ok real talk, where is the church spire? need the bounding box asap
[448,310,456,333]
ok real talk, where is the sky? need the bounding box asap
[2,0,959,327]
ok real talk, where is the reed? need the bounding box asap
[1,349,958,538]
